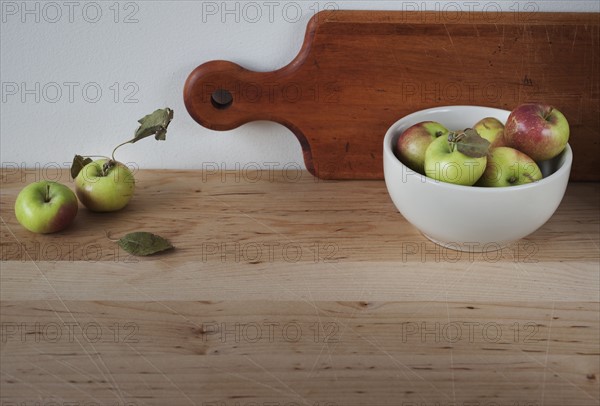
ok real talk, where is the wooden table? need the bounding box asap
[1,169,599,405]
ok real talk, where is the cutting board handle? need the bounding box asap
[184,58,314,134]
[184,12,325,133]
[184,60,259,131]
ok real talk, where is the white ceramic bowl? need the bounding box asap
[383,106,572,251]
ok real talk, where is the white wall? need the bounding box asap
[1,1,597,170]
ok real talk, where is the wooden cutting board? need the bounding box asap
[184,11,599,180]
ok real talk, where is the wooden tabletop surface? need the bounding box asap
[1,169,599,405]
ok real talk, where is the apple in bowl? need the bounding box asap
[395,121,449,174]
[476,147,542,187]
[504,103,569,161]
[424,131,487,186]
[473,117,506,148]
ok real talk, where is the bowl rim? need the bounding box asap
[383,105,573,192]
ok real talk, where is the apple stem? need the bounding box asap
[101,160,116,177]
[44,184,51,202]
[111,138,136,162]
[447,132,457,153]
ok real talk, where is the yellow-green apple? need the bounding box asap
[476,147,543,187]
[75,159,135,212]
[396,121,449,174]
[473,117,505,148]
[14,181,78,233]
[504,103,569,161]
[424,131,488,186]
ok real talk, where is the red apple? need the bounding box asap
[396,121,449,174]
[504,103,569,161]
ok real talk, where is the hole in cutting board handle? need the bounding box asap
[211,89,233,110]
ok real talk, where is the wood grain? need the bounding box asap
[1,169,599,405]
[184,11,600,181]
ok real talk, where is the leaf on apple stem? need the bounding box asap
[109,108,174,162]
[132,108,174,143]
[115,231,174,256]
[70,155,93,179]
[454,128,491,158]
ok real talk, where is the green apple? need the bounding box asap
[476,147,543,187]
[424,134,487,186]
[75,159,135,212]
[14,181,78,233]
[396,121,449,174]
[473,117,505,148]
